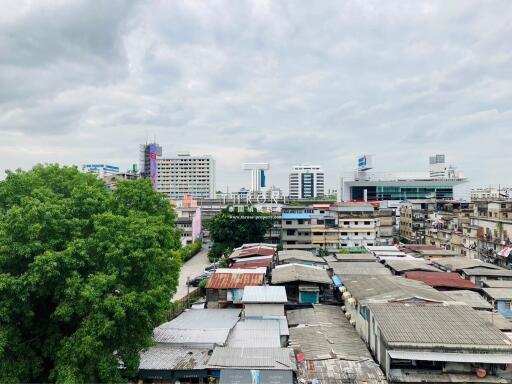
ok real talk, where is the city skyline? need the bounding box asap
[1,1,512,194]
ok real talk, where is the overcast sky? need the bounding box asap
[1,1,511,195]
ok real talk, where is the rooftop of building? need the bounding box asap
[384,259,441,273]
[138,345,211,372]
[367,303,512,351]
[271,264,332,285]
[444,290,494,310]
[230,257,273,270]
[483,280,512,288]
[277,250,325,264]
[334,253,378,262]
[229,245,276,259]
[432,257,503,272]
[206,270,265,289]
[404,271,478,290]
[462,268,512,277]
[476,311,512,332]
[482,288,512,300]
[226,319,281,348]
[328,261,392,277]
[342,275,451,303]
[207,347,296,370]
[242,285,287,304]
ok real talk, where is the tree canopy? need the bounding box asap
[0,165,181,383]
[207,208,273,260]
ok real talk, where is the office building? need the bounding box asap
[82,164,120,178]
[243,162,269,195]
[157,152,215,199]
[289,165,325,199]
[139,143,162,189]
[339,154,466,202]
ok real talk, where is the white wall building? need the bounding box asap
[157,152,215,199]
[289,165,325,199]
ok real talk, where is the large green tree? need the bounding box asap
[0,165,181,383]
[207,208,273,259]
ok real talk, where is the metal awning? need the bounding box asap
[388,351,512,364]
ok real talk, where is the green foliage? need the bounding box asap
[180,239,203,262]
[338,249,349,254]
[0,165,181,383]
[198,278,209,289]
[318,248,331,257]
[207,209,273,258]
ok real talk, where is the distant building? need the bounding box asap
[157,152,215,199]
[139,143,162,189]
[289,165,325,199]
[339,154,466,202]
[82,164,120,178]
[471,187,512,201]
[102,171,139,190]
[243,162,269,194]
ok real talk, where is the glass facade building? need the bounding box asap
[351,185,454,201]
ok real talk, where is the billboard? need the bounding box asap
[149,144,158,190]
[358,154,373,171]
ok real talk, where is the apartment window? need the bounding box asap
[505,302,512,311]
[354,221,359,225]
[341,232,347,236]
[344,221,350,225]
[364,221,370,225]
[367,232,371,236]
[287,230,295,236]
[298,219,304,224]
[286,221,292,225]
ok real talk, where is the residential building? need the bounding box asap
[173,195,202,246]
[399,199,436,243]
[460,268,512,287]
[156,152,215,199]
[471,187,512,201]
[101,171,139,190]
[482,288,512,318]
[139,142,162,189]
[366,303,512,382]
[289,165,325,199]
[281,206,315,251]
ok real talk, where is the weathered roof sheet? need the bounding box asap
[367,246,400,252]
[483,288,512,300]
[334,253,377,262]
[242,285,287,303]
[295,358,387,384]
[271,264,331,285]
[206,271,265,289]
[384,259,441,273]
[278,250,325,263]
[229,245,276,259]
[329,261,391,276]
[417,249,460,257]
[230,258,273,270]
[432,257,503,272]
[444,290,493,310]
[160,308,241,330]
[342,275,451,303]
[483,280,512,288]
[462,268,512,277]
[476,311,512,331]
[404,271,478,289]
[367,303,512,350]
[207,347,296,370]
[139,345,211,371]
[153,328,231,345]
[227,319,281,348]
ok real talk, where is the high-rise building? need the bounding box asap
[140,143,162,189]
[243,162,269,194]
[157,152,215,199]
[289,165,325,199]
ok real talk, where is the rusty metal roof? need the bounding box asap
[404,271,478,289]
[206,271,265,289]
[230,258,273,269]
[230,245,276,259]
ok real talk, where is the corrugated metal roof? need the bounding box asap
[476,311,512,331]
[229,245,276,259]
[246,315,289,336]
[271,264,332,285]
[462,268,512,277]
[388,350,512,364]
[483,280,512,288]
[278,250,325,263]
[432,257,503,272]
[206,271,265,289]
[160,308,241,329]
[242,286,287,303]
[384,259,441,273]
[139,345,211,371]
[154,328,231,345]
[334,253,377,262]
[207,347,296,370]
[367,303,512,349]
[367,246,400,252]
[483,288,512,300]
[227,319,281,348]
[230,258,273,269]
[444,290,493,310]
[328,261,391,276]
[404,271,478,289]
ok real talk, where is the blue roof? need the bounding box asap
[332,275,342,287]
[282,213,310,220]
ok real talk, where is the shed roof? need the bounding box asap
[367,303,512,350]
[229,245,276,259]
[444,290,493,310]
[328,261,391,276]
[342,275,451,303]
[476,311,512,331]
[334,253,377,262]
[242,285,287,303]
[271,264,331,285]
[230,258,273,270]
[483,288,512,300]
[462,268,512,277]
[417,249,459,257]
[432,257,502,272]
[404,271,478,290]
[384,260,441,273]
[206,271,265,289]
[483,280,512,288]
[278,250,325,263]
[139,345,211,371]
[207,347,296,370]
[226,319,281,348]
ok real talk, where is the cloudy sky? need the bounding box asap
[1,1,511,195]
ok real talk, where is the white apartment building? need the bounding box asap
[289,165,325,199]
[471,187,512,201]
[157,152,215,199]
